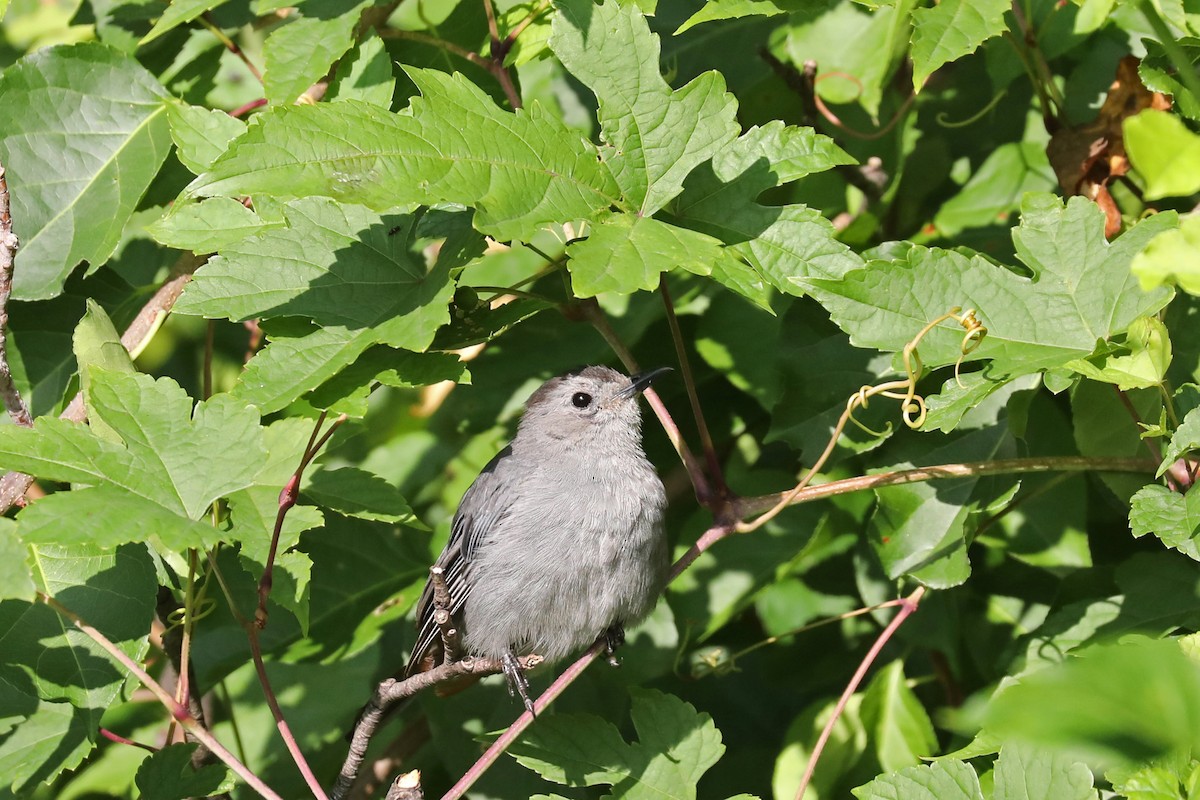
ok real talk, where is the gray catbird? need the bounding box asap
[406,365,670,712]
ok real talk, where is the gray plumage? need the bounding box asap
[406,365,669,688]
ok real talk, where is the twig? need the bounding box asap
[734,456,1157,519]
[757,52,888,200]
[331,655,543,800]
[478,0,522,108]
[206,552,329,799]
[39,593,286,800]
[378,29,492,70]
[200,14,263,83]
[794,586,926,800]
[229,98,268,118]
[100,727,159,753]
[0,161,32,429]
[502,0,551,50]
[659,282,725,498]
[1008,0,1064,117]
[386,771,425,800]
[430,567,462,664]
[248,629,329,799]
[0,253,203,514]
[156,584,213,766]
[439,644,600,800]
[256,411,347,627]
[378,28,522,108]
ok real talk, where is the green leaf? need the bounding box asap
[0,543,155,791]
[986,639,1200,763]
[17,486,221,550]
[1107,749,1200,800]
[134,743,234,800]
[1159,405,1200,476]
[509,688,725,799]
[149,197,285,254]
[0,43,172,299]
[140,0,233,43]
[234,325,377,414]
[774,695,867,800]
[1132,214,1200,296]
[934,142,1057,237]
[860,661,938,772]
[1125,109,1200,200]
[672,121,861,293]
[165,102,247,174]
[551,0,739,215]
[910,0,1010,89]
[675,0,812,34]
[176,200,469,335]
[307,347,469,415]
[73,300,134,443]
[0,520,34,601]
[870,424,1011,588]
[799,195,1177,378]
[782,0,915,116]
[302,467,417,523]
[175,200,469,412]
[1065,316,1173,390]
[262,0,370,105]
[852,759,985,800]
[1072,382,1160,503]
[187,76,620,241]
[328,32,396,107]
[565,215,728,297]
[1129,485,1200,560]
[0,370,264,548]
[993,741,1096,800]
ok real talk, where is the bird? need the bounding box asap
[405,365,671,713]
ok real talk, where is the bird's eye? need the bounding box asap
[572,392,593,408]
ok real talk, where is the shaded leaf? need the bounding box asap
[134,743,234,800]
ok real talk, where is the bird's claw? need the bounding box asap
[502,649,535,716]
[604,624,625,668]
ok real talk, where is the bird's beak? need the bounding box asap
[615,367,673,400]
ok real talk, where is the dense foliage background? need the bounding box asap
[2,0,1200,797]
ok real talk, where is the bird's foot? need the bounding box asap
[501,649,536,716]
[603,624,625,668]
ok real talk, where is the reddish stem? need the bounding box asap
[794,586,927,800]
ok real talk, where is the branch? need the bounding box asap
[0,161,32,429]
[0,253,203,514]
[386,771,425,800]
[439,644,600,800]
[331,655,543,800]
[430,567,462,663]
[733,456,1158,520]
[794,586,926,800]
[257,411,346,627]
[659,282,725,498]
[39,593,286,800]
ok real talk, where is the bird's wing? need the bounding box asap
[406,444,515,676]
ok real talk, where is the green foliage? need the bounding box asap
[509,689,726,798]
[2,0,1200,797]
